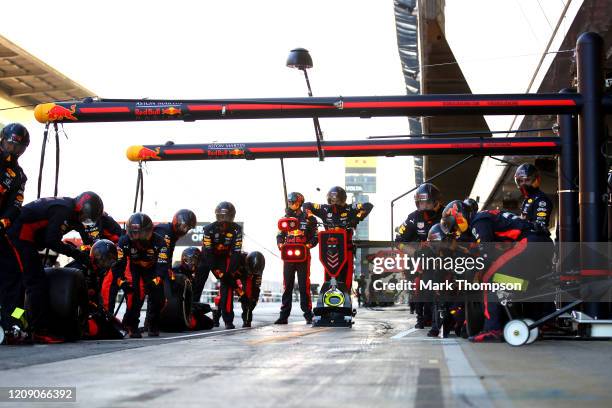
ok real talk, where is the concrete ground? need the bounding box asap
[0,303,611,408]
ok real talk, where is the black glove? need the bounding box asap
[0,222,6,236]
[71,248,91,267]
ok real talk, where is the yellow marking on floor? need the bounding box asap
[246,328,330,345]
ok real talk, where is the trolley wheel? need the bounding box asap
[503,319,530,346]
[523,318,539,344]
[0,325,4,344]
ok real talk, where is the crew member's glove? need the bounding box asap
[212,269,224,279]
[151,276,162,287]
[71,248,91,267]
[117,278,133,294]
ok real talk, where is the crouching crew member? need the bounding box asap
[440,201,553,343]
[75,212,123,314]
[197,202,243,329]
[112,213,170,338]
[275,192,318,325]
[239,251,265,327]
[3,192,104,343]
[84,239,126,339]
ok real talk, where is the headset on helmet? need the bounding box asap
[215,201,236,223]
[0,123,30,159]
[440,200,470,235]
[514,163,541,197]
[75,191,104,227]
[90,239,118,270]
[181,246,201,271]
[327,186,347,206]
[172,209,197,236]
[127,212,154,242]
[414,183,441,211]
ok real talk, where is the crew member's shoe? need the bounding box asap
[147,327,160,337]
[305,314,313,324]
[242,321,251,328]
[468,329,502,343]
[274,317,288,325]
[128,327,142,339]
[427,329,440,337]
[225,323,236,330]
[32,331,65,344]
[415,322,425,329]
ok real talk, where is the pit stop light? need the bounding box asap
[278,217,299,232]
[281,243,307,262]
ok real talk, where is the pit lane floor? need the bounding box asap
[0,304,611,408]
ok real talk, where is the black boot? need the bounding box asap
[275,316,288,324]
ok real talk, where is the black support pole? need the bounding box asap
[557,89,579,279]
[576,32,607,317]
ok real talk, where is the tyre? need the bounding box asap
[45,267,88,341]
[159,274,193,331]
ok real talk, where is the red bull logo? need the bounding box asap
[229,149,244,156]
[137,147,161,160]
[162,106,182,116]
[34,103,78,122]
[327,237,338,245]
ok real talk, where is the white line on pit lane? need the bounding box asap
[390,327,419,339]
[443,339,494,408]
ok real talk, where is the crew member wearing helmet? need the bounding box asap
[142,209,197,330]
[154,209,197,274]
[173,246,201,280]
[440,200,553,343]
[395,183,443,243]
[275,192,318,325]
[83,240,126,340]
[303,186,373,285]
[1,191,104,343]
[75,212,123,313]
[112,212,170,338]
[424,224,455,338]
[0,124,29,341]
[514,163,553,230]
[395,183,443,328]
[238,251,265,327]
[196,202,243,329]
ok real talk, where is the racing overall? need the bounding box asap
[0,158,26,330]
[197,222,243,326]
[520,189,553,229]
[471,210,553,336]
[112,233,169,332]
[277,209,318,320]
[395,208,442,327]
[4,197,85,332]
[239,261,263,326]
[76,213,123,313]
[304,201,373,286]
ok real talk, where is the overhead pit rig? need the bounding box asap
[32,33,612,338]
